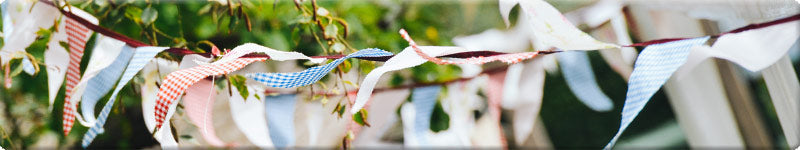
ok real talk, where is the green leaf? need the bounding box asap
[353,108,370,127]
[9,59,26,77]
[343,80,358,88]
[228,75,249,101]
[330,42,345,53]
[324,23,338,39]
[320,96,329,105]
[293,15,312,24]
[332,102,341,114]
[125,6,143,24]
[359,60,375,75]
[429,100,450,132]
[59,41,70,53]
[142,6,159,26]
[340,59,352,73]
[253,94,262,101]
[197,3,213,15]
[334,103,345,118]
[36,28,51,37]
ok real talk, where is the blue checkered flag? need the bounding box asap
[247,48,393,88]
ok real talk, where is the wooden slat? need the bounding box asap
[761,56,800,147]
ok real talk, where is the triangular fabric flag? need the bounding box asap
[42,10,70,110]
[557,51,614,111]
[229,85,272,148]
[486,70,508,147]
[442,81,482,146]
[265,94,297,148]
[501,63,523,109]
[510,59,547,145]
[403,85,441,146]
[1,1,34,75]
[349,89,410,146]
[1,0,60,88]
[0,0,59,66]
[400,102,419,146]
[183,79,227,146]
[677,19,799,79]
[75,35,129,124]
[605,37,710,149]
[154,43,322,131]
[140,58,180,148]
[81,46,170,147]
[61,7,100,136]
[246,48,392,88]
[500,0,618,50]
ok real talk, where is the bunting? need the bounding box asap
[404,85,441,146]
[247,48,393,88]
[81,46,170,147]
[557,51,614,111]
[679,19,800,77]
[62,11,99,136]
[154,43,323,131]
[351,46,467,113]
[605,37,710,149]
[140,58,180,148]
[265,94,297,148]
[499,0,619,50]
[486,70,508,147]
[229,85,272,148]
[0,0,797,148]
[75,35,130,124]
[183,79,227,146]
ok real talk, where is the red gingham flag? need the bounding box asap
[62,18,94,135]
[153,57,267,130]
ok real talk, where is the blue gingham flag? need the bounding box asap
[557,51,613,112]
[605,37,709,149]
[265,94,297,147]
[80,45,135,122]
[81,46,169,148]
[247,48,393,88]
[411,85,441,145]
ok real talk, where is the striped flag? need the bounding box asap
[605,37,709,149]
[62,16,96,136]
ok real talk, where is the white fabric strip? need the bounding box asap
[351,46,468,113]
[141,58,180,148]
[678,19,800,79]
